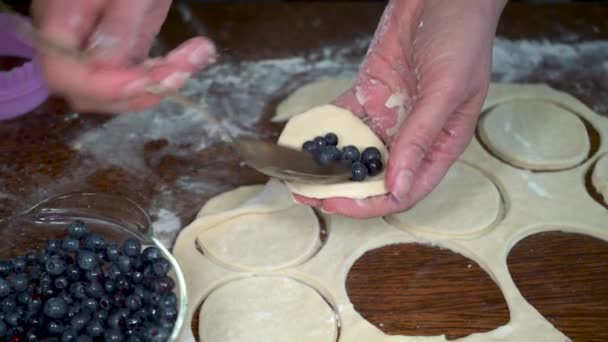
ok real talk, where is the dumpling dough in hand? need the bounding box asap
[278,104,388,199]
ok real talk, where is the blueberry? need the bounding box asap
[67,302,81,319]
[98,296,111,311]
[65,265,81,282]
[77,251,99,271]
[44,297,68,319]
[117,256,132,273]
[360,147,382,163]
[111,293,126,308]
[76,336,93,342]
[87,318,105,337]
[38,252,50,264]
[141,247,161,264]
[0,278,10,297]
[94,309,108,321]
[27,298,42,313]
[71,312,91,331]
[160,306,178,321]
[151,259,171,277]
[85,267,104,283]
[107,264,122,279]
[25,251,38,264]
[0,261,12,276]
[46,239,61,253]
[326,145,342,161]
[26,331,37,342]
[1,296,16,313]
[46,257,67,276]
[82,298,98,312]
[131,272,144,284]
[302,140,317,154]
[143,327,170,342]
[17,292,30,305]
[0,320,6,336]
[116,275,131,292]
[47,320,64,335]
[12,256,27,273]
[105,243,121,262]
[315,148,335,166]
[5,311,22,326]
[126,336,142,342]
[84,234,107,252]
[324,133,339,146]
[351,162,368,182]
[160,293,177,308]
[68,220,89,238]
[122,238,141,258]
[70,282,87,300]
[103,281,115,294]
[61,238,80,252]
[143,291,160,307]
[364,158,383,177]
[313,136,327,149]
[125,294,142,311]
[341,145,360,163]
[86,282,103,299]
[61,330,77,342]
[108,312,126,330]
[40,273,53,287]
[152,276,175,293]
[104,330,124,342]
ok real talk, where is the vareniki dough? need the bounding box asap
[278,104,388,199]
[273,78,354,122]
[478,100,590,170]
[199,276,338,342]
[592,153,608,201]
[386,162,502,238]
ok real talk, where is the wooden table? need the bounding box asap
[1,2,607,341]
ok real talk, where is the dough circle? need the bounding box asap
[278,104,388,199]
[385,162,502,237]
[199,276,338,342]
[196,204,321,271]
[273,78,354,122]
[478,100,590,170]
[592,153,608,202]
[197,185,264,217]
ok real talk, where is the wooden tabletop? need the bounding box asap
[1,2,608,341]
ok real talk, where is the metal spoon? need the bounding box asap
[19,23,352,184]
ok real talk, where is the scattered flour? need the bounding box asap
[151,208,182,248]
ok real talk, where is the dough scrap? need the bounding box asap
[592,153,608,201]
[174,83,608,342]
[196,204,320,271]
[386,162,502,238]
[278,104,388,199]
[478,100,590,170]
[199,276,338,342]
[273,78,354,122]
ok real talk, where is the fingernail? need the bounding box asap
[123,78,152,97]
[160,72,191,90]
[188,42,217,66]
[87,30,120,55]
[392,169,414,201]
[143,58,164,69]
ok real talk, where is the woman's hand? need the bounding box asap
[31,0,217,113]
[297,0,508,218]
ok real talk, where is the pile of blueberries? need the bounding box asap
[302,133,384,181]
[0,220,178,342]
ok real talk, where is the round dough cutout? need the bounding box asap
[592,153,608,202]
[478,100,590,170]
[386,162,501,237]
[196,205,321,270]
[198,185,264,217]
[199,276,338,342]
[278,104,388,199]
[273,78,354,122]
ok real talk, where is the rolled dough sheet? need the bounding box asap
[196,204,321,271]
[199,276,338,342]
[273,78,355,122]
[592,153,608,201]
[174,83,608,342]
[278,104,388,199]
[385,162,502,238]
[478,100,590,170]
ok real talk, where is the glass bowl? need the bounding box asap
[0,192,187,341]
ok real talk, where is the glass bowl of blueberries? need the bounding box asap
[0,192,187,342]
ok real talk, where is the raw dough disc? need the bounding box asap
[592,153,608,201]
[385,162,501,237]
[273,78,354,122]
[196,204,321,270]
[199,276,338,342]
[478,100,590,170]
[278,104,388,199]
[197,184,264,217]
